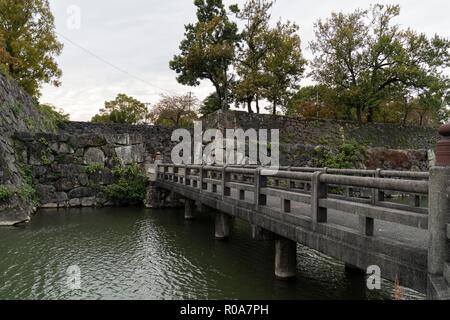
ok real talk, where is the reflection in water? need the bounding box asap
[0,207,424,300]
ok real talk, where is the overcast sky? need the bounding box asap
[41,0,450,121]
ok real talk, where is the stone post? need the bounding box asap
[275,237,297,280]
[427,123,450,299]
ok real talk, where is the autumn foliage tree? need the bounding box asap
[148,94,199,128]
[0,0,63,98]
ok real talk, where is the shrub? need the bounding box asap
[0,185,14,202]
[312,141,366,169]
[103,164,148,205]
[86,163,104,175]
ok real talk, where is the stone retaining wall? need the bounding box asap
[13,123,176,209]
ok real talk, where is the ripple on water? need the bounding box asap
[0,208,425,300]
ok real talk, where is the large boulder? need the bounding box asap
[115,144,145,165]
[68,187,96,199]
[84,148,105,166]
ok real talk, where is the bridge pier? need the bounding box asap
[275,237,297,280]
[184,199,195,220]
[215,212,231,241]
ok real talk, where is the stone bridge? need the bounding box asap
[150,129,450,300]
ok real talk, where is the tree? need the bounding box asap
[262,21,307,115]
[0,32,17,74]
[286,85,348,120]
[199,91,234,115]
[231,0,274,114]
[91,94,148,124]
[148,94,199,128]
[310,4,450,123]
[170,0,239,111]
[0,0,63,98]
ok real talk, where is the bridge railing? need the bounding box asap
[157,164,429,233]
[156,163,434,293]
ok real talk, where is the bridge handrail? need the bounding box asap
[163,164,429,179]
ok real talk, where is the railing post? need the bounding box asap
[199,166,206,193]
[163,165,169,181]
[311,171,327,229]
[255,168,267,210]
[427,123,450,300]
[184,165,190,187]
[373,168,384,202]
[174,166,179,183]
[222,166,230,198]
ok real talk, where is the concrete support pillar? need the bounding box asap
[275,237,297,280]
[215,212,230,241]
[184,198,195,220]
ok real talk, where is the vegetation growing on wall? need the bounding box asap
[311,141,366,169]
[103,164,148,205]
[37,104,70,128]
[0,185,14,202]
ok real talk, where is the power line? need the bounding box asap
[55,31,179,95]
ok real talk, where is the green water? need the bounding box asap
[0,207,423,300]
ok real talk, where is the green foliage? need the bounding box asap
[170,0,239,111]
[312,142,366,169]
[0,185,14,202]
[91,93,148,124]
[0,165,36,204]
[261,21,307,115]
[310,4,450,123]
[232,0,274,114]
[86,163,104,175]
[38,137,52,165]
[0,0,63,98]
[200,92,229,115]
[103,164,148,205]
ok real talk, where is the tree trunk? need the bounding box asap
[272,100,277,115]
[356,107,363,124]
[255,96,260,114]
[367,106,374,123]
[247,97,253,113]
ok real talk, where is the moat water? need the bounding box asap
[0,207,424,300]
